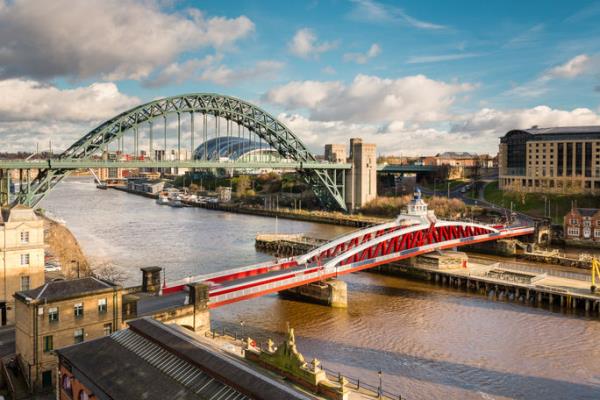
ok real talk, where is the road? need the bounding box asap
[0,325,15,358]
[417,179,536,226]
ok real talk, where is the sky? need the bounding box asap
[1,0,600,156]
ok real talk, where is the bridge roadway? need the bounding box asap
[0,159,350,170]
[162,219,535,308]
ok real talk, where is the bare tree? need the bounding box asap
[92,263,128,284]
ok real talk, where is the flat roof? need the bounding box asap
[503,126,600,142]
[57,317,317,400]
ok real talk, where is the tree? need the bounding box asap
[236,175,251,197]
[92,263,128,284]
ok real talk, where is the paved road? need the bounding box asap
[0,326,15,358]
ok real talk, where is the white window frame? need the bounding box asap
[20,254,30,266]
[98,298,107,313]
[595,229,600,238]
[48,307,59,323]
[568,227,580,237]
[20,231,29,244]
[74,302,84,318]
[20,276,30,291]
[74,328,84,343]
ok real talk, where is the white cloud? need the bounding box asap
[0,78,140,151]
[143,55,224,88]
[452,106,600,136]
[322,66,337,75]
[264,74,474,123]
[507,53,600,97]
[280,105,600,156]
[279,113,487,156]
[197,61,284,86]
[504,23,545,49]
[348,0,446,30]
[407,52,480,64]
[343,44,381,64]
[144,56,283,87]
[0,0,254,80]
[288,28,338,59]
[0,79,139,122]
[544,54,598,79]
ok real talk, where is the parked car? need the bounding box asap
[45,261,62,272]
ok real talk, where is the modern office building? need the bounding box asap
[499,126,600,194]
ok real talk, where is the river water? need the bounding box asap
[41,178,600,400]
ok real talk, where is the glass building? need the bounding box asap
[193,137,282,162]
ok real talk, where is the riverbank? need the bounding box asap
[40,213,90,278]
[112,186,388,227]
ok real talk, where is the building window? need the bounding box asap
[584,220,591,227]
[48,307,59,323]
[74,328,84,344]
[20,254,30,266]
[79,390,90,400]
[568,227,580,237]
[20,231,29,244]
[20,276,30,291]
[103,323,112,336]
[98,298,107,314]
[570,219,578,226]
[595,229,600,238]
[43,335,53,352]
[74,303,84,319]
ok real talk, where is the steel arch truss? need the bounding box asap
[322,222,498,269]
[15,93,347,210]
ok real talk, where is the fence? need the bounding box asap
[206,328,406,399]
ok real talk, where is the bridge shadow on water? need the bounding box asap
[345,274,599,321]
[211,320,600,399]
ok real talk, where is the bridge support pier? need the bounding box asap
[279,279,347,308]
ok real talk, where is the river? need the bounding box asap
[41,178,600,400]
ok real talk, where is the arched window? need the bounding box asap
[61,374,72,397]
[79,390,89,400]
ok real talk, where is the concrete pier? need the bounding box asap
[280,279,348,308]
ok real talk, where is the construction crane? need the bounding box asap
[592,258,600,293]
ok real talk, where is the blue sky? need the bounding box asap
[1,0,600,155]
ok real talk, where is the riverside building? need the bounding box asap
[14,277,122,391]
[0,205,45,325]
[499,126,600,194]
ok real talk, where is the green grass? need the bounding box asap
[483,181,600,224]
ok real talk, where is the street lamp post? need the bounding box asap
[378,370,382,399]
[71,259,80,279]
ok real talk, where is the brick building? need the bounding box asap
[564,207,600,242]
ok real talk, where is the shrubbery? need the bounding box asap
[360,195,467,218]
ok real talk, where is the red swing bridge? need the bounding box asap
[163,192,535,308]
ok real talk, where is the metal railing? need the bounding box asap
[494,262,592,282]
[205,328,406,399]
